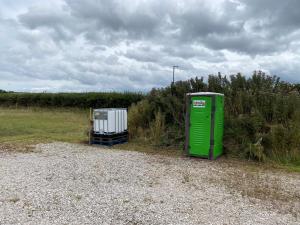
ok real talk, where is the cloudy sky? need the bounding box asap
[0,0,300,92]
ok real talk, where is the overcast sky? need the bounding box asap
[0,0,299,92]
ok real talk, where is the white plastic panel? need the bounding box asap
[187,92,224,96]
[93,108,127,134]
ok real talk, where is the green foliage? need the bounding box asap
[150,110,165,146]
[0,92,144,108]
[128,71,300,164]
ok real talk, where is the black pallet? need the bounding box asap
[90,131,128,146]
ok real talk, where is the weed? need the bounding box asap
[8,196,20,203]
[75,195,82,201]
[182,171,192,184]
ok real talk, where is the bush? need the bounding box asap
[128,71,300,164]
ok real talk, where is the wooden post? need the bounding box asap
[89,108,93,145]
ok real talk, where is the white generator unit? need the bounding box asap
[93,108,127,134]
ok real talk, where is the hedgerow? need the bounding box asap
[0,92,144,108]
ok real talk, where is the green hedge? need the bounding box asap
[0,92,144,108]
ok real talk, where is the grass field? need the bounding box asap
[0,107,299,172]
[0,107,89,144]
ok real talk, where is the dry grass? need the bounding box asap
[220,171,295,202]
[0,142,36,153]
[182,171,192,184]
[114,141,183,157]
[8,196,20,204]
[207,163,300,217]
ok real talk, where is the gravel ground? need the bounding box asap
[0,142,299,225]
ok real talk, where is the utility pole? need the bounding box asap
[171,65,179,96]
[172,65,179,84]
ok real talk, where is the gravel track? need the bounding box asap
[0,142,299,225]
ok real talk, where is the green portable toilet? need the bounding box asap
[185,92,224,159]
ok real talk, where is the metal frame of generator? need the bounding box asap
[184,92,224,160]
[89,108,128,146]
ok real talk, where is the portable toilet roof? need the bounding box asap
[186,92,224,96]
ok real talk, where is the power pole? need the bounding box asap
[172,65,179,84]
[171,66,179,96]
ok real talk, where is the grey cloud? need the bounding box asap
[19,6,76,42]
[202,33,289,55]
[162,45,226,62]
[125,47,162,63]
[20,10,65,29]
[66,0,167,40]
[18,0,300,55]
[176,3,244,39]
[241,0,300,29]
[0,0,300,93]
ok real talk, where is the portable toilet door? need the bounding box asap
[185,92,224,159]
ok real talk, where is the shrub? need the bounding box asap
[128,71,300,164]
